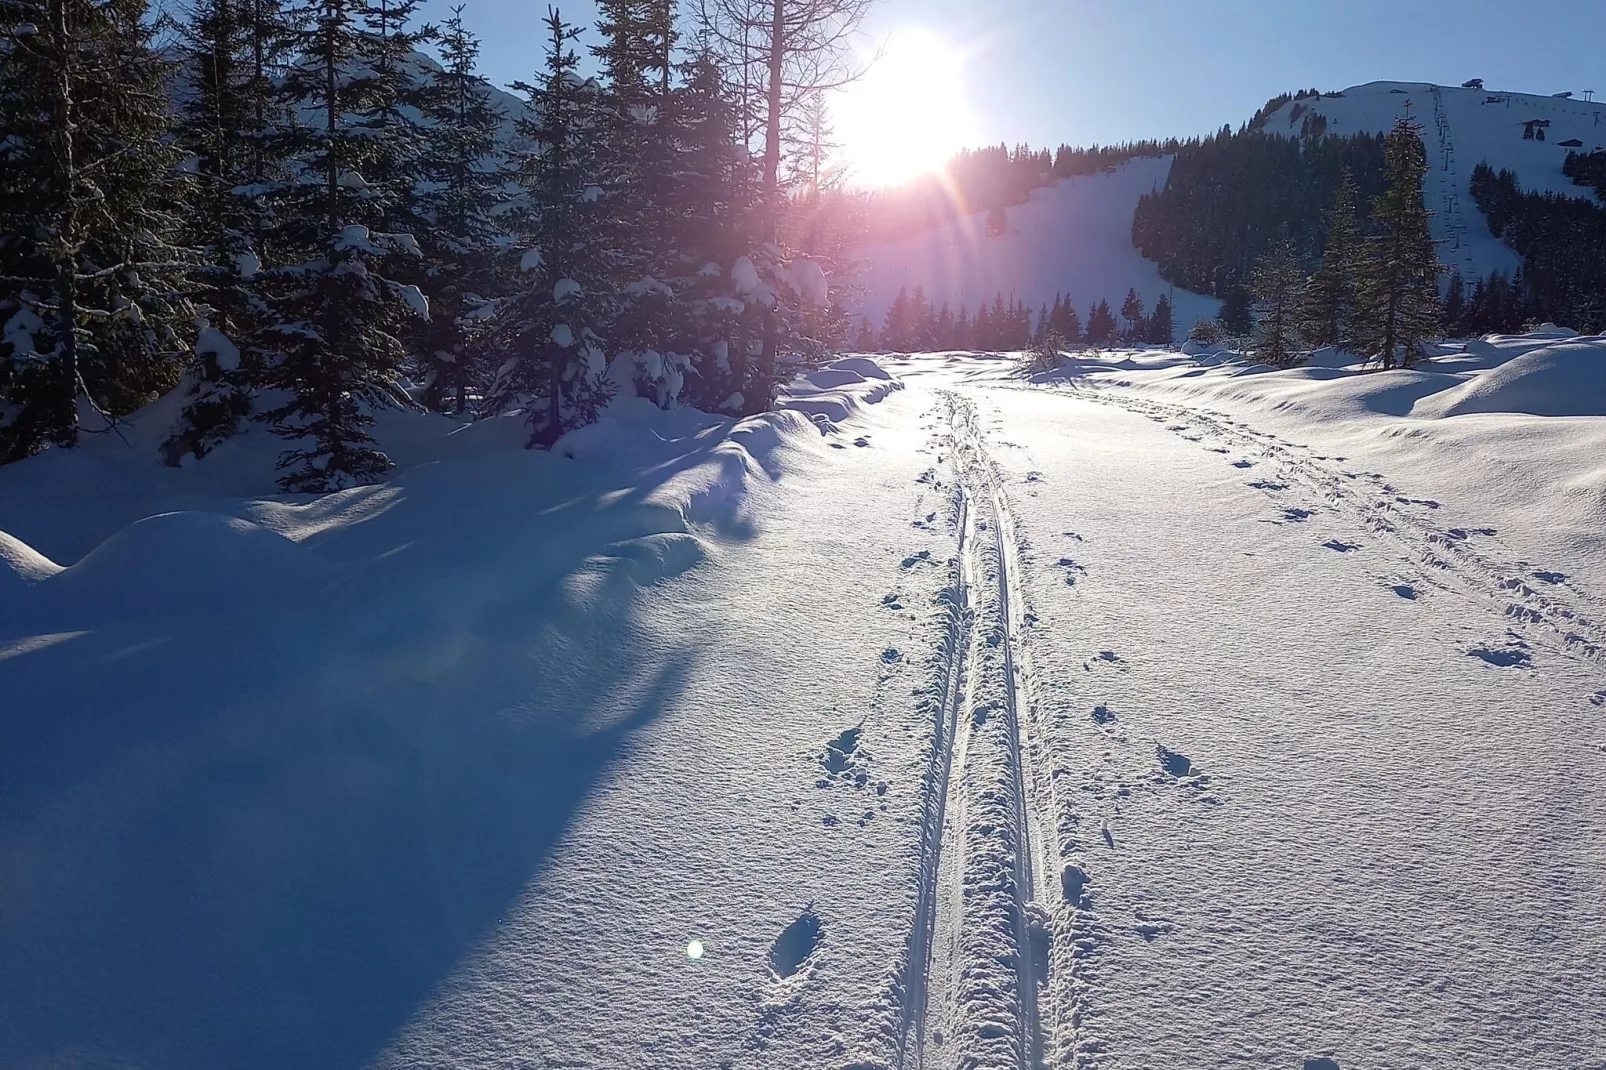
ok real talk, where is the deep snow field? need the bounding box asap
[4,331,1606,1069]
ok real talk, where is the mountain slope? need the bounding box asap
[851,156,1222,337]
[1262,80,1606,281]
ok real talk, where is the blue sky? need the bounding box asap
[419,0,1606,150]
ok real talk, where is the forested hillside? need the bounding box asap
[1130,127,1387,297]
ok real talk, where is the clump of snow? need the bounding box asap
[730,255,761,295]
[551,323,575,348]
[3,305,44,359]
[519,248,543,272]
[333,224,381,254]
[394,283,430,320]
[784,257,829,308]
[234,252,261,279]
[194,317,242,372]
[553,278,581,303]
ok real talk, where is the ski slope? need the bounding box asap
[851,156,1222,336]
[5,336,1606,1067]
[1264,80,1606,282]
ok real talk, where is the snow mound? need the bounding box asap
[1414,339,1606,418]
[0,529,61,595]
[825,355,892,381]
[42,511,335,623]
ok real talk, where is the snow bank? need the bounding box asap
[1413,339,1606,418]
[35,511,335,626]
[0,529,60,601]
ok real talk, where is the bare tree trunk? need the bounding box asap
[752,0,784,412]
[48,0,81,446]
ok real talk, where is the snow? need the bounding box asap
[550,322,574,347]
[730,255,761,295]
[3,304,43,358]
[518,249,542,273]
[783,256,829,308]
[852,156,1222,334]
[194,318,241,372]
[394,283,430,320]
[5,333,1606,1069]
[552,277,581,303]
[234,252,261,279]
[333,224,382,254]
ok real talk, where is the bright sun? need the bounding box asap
[834,28,978,189]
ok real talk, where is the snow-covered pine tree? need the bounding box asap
[1249,238,1303,367]
[484,8,612,447]
[411,5,508,414]
[1148,292,1174,345]
[1298,168,1361,349]
[671,48,764,409]
[1120,288,1146,342]
[588,0,676,397]
[0,0,190,460]
[164,0,301,461]
[1353,118,1441,369]
[253,0,428,490]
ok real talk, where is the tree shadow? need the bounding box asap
[0,441,725,1069]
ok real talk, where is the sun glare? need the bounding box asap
[835,28,978,189]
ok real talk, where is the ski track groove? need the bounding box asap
[899,391,1059,1070]
[1089,386,1606,669]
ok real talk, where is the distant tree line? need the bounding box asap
[855,285,1174,351]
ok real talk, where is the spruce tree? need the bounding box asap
[1442,271,1466,337]
[1148,293,1174,345]
[645,47,755,410]
[1218,288,1253,335]
[254,0,428,490]
[165,0,300,461]
[1120,288,1146,341]
[1249,239,1304,367]
[412,6,508,414]
[1354,117,1442,369]
[1086,300,1116,345]
[1298,168,1361,349]
[484,8,613,446]
[0,0,190,460]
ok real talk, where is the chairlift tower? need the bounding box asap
[1585,89,1596,102]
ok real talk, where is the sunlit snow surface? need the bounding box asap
[4,337,1606,1068]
